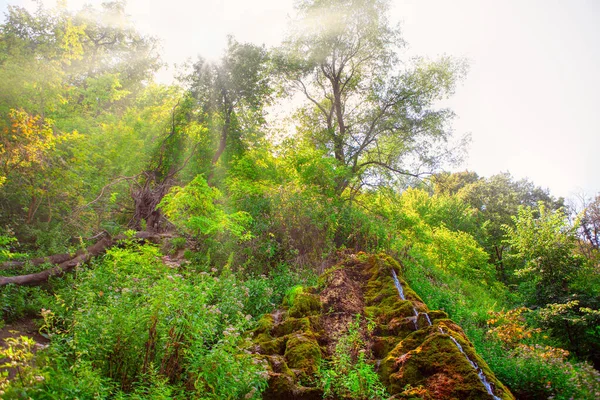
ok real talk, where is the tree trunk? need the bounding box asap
[494,245,506,283]
[130,172,173,233]
[0,237,112,286]
[1,252,79,270]
[207,105,232,186]
[0,232,170,286]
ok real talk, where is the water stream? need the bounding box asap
[391,269,406,300]
[438,327,501,400]
[423,313,432,326]
[391,271,500,399]
[412,308,419,330]
[391,269,433,329]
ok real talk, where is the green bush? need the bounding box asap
[0,241,319,398]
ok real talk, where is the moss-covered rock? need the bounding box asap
[427,310,448,321]
[257,335,287,355]
[254,313,275,335]
[272,317,309,336]
[284,333,322,373]
[251,253,514,400]
[372,335,401,359]
[288,293,322,318]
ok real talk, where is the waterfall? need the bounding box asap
[388,272,499,397]
[391,270,433,330]
[423,313,432,326]
[412,308,419,330]
[391,269,406,300]
[440,328,501,400]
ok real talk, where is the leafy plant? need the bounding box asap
[320,315,388,399]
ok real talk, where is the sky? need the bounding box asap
[1,0,599,199]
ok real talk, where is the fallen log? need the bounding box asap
[0,252,82,271]
[0,237,112,286]
[0,232,173,287]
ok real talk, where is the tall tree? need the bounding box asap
[504,204,581,305]
[434,171,563,282]
[577,194,600,255]
[0,1,161,241]
[277,0,467,194]
[187,37,271,181]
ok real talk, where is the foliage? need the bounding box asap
[320,315,388,399]
[161,175,252,240]
[487,307,541,348]
[0,0,598,398]
[0,110,56,185]
[0,242,318,397]
[387,188,600,398]
[0,234,22,262]
[574,193,600,263]
[277,0,467,194]
[0,1,162,242]
[433,171,564,282]
[536,300,600,365]
[0,284,53,323]
[186,36,272,179]
[0,335,39,396]
[504,204,583,305]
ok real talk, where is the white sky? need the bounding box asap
[2,0,599,199]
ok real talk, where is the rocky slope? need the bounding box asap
[251,253,514,399]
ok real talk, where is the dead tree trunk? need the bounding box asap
[130,171,173,233]
[0,237,112,286]
[1,252,80,271]
[0,232,169,287]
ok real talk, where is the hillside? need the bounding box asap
[0,1,599,399]
[253,253,513,399]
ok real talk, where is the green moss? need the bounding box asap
[398,385,434,399]
[283,285,304,307]
[288,293,322,318]
[272,316,311,337]
[258,335,287,355]
[364,279,397,305]
[317,264,344,289]
[307,315,322,330]
[283,333,322,373]
[263,373,296,400]
[292,386,323,400]
[372,336,401,359]
[388,317,420,337]
[254,332,272,343]
[381,330,508,399]
[264,355,294,376]
[389,362,425,393]
[253,253,514,400]
[374,297,416,322]
[380,253,403,272]
[427,310,448,321]
[255,313,275,334]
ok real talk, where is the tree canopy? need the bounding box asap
[277,0,467,194]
